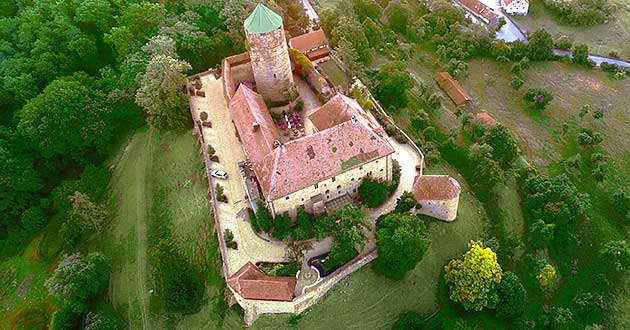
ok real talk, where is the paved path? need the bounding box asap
[190,75,287,275]
[552,49,630,68]
[301,0,319,21]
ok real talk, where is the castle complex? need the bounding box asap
[189,3,462,323]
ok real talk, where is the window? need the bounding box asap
[332,176,336,182]
[351,178,355,181]
[380,169,384,172]
[337,185,341,191]
[314,183,318,189]
[285,196,289,200]
[359,166,363,170]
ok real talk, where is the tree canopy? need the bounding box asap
[375,213,430,279]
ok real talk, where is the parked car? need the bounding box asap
[210,170,229,179]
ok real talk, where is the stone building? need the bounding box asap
[229,86,394,217]
[412,175,461,221]
[244,3,295,102]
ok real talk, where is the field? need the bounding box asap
[511,0,630,58]
[101,128,243,329]
[249,164,490,329]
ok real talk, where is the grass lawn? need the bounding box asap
[510,0,630,58]
[250,164,489,330]
[458,59,630,166]
[317,60,350,89]
[102,127,243,329]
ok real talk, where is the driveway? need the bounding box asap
[477,0,528,42]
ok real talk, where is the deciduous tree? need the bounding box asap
[375,213,430,279]
[444,241,503,311]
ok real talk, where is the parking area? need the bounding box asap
[189,74,288,275]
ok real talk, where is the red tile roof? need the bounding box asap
[229,85,394,201]
[227,262,296,301]
[458,0,499,23]
[434,72,472,107]
[308,94,361,131]
[475,112,497,126]
[229,84,282,166]
[288,30,330,60]
[412,175,461,201]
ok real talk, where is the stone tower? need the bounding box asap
[244,3,294,103]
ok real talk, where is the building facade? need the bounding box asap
[502,0,529,15]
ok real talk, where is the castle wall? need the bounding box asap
[413,196,459,221]
[269,155,392,216]
[246,26,295,102]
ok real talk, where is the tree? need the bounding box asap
[17,73,116,160]
[358,176,389,207]
[579,104,591,121]
[496,272,526,319]
[612,188,630,215]
[272,214,291,240]
[331,17,370,63]
[384,0,411,35]
[444,241,503,311]
[528,29,554,61]
[335,37,361,75]
[375,213,430,279]
[536,263,556,287]
[276,0,310,37]
[45,252,109,311]
[393,311,423,330]
[393,191,418,214]
[523,88,553,110]
[511,74,524,90]
[353,0,383,22]
[481,124,519,169]
[373,61,414,110]
[599,240,630,272]
[151,239,203,313]
[572,44,592,66]
[362,17,384,49]
[529,219,555,248]
[254,204,273,232]
[135,39,192,132]
[592,110,604,119]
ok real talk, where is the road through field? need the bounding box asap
[108,129,154,330]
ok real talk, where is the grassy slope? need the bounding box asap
[250,164,489,330]
[103,128,244,329]
[459,59,630,166]
[511,0,630,58]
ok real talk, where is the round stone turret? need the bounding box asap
[244,3,295,103]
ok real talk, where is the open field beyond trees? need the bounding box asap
[512,0,630,58]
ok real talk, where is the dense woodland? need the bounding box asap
[0,0,629,329]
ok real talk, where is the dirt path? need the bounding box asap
[108,129,155,330]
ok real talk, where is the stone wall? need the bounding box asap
[414,196,459,221]
[269,155,392,216]
[222,52,251,101]
[246,26,295,102]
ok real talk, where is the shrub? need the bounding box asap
[358,176,389,207]
[612,188,630,215]
[496,271,526,319]
[294,98,304,112]
[215,183,227,202]
[393,311,423,330]
[375,213,430,279]
[599,240,630,272]
[224,229,236,249]
[543,0,611,26]
[288,48,313,77]
[524,88,553,110]
[272,214,291,240]
[536,263,556,287]
[199,111,208,121]
[254,204,273,232]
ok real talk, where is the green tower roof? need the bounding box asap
[244,3,283,34]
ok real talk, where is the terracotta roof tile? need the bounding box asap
[458,0,499,23]
[229,86,394,201]
[475,112,497,126]
[227,262,296,301]
[412,175,461,201]
[434,72,472,107]
[289,30,330,60]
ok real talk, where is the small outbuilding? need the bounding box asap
[434,72,472,107]
[227,262,297,302]
[288,29,330,62]
[456,0,500,25]
[412,175,461,221]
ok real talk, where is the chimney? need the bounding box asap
[252,121,260,131]
[274,140,281,148]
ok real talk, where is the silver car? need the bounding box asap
[211,170,229,179]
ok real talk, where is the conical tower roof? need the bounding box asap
[244,3,283,34]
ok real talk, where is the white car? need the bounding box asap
[211,170,229,179]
